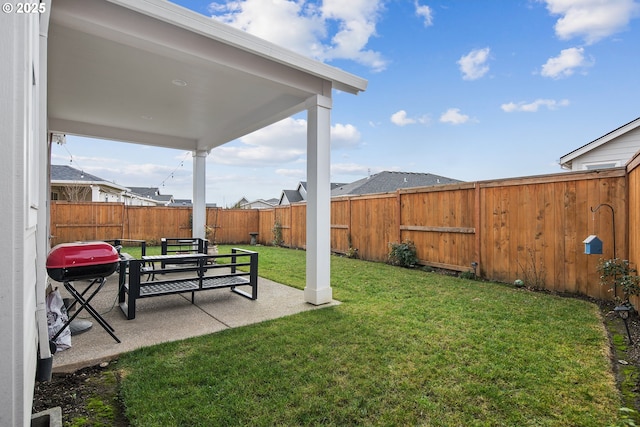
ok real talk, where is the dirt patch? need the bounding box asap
[32,361,128,426]
[599,300,640,414]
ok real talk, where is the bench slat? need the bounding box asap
[139,280,199,296]
[201,276,249,289]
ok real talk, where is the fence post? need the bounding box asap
[475,182,481,274]
[396,191,402,244]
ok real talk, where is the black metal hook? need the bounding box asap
[590,203,616,260]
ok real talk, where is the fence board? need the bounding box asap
[258,209,275,245]
[291,204,306,249]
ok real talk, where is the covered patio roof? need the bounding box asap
[47,0,367,151]
[46,0,367,307]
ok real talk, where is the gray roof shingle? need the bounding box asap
[331,171,462,197]
[50,164,105,182]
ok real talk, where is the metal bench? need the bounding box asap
[118,248,258,320]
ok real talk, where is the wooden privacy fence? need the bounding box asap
[51,166,639,302]
[50,204,258,246]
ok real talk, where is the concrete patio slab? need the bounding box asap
[50,274,339,373]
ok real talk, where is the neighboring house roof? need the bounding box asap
[50,164,128,192]
[240,199,277,209]
[51,166,179,205]
[332,171,462,197]
[279,181,346,205]
[280,189,304,205]
[128,186,174,204]
[127,186,162,198]
[560,117,640,170]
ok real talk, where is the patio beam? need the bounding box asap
[304,94,332,305]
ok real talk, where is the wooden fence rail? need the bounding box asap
[51,166,639,303]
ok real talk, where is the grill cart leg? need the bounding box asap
[54,278,121,344]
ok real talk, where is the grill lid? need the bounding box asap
[46,242,119,269]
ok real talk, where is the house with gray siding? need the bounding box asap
[560,117,640,171]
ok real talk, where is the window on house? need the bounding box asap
[51,192,59,201]
[584,162,619,170]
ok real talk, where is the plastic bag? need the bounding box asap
[46,289,71,352]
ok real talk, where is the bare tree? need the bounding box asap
[61,184,91,202]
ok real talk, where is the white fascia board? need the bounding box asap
[108,0,367,94]
[53,180,130,192]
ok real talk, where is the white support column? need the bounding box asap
[192,150,207,240]
[304,94,333,305]
[90,185,100,202]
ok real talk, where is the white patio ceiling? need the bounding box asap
[47,0,367,151]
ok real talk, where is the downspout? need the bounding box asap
[35,0,54,380]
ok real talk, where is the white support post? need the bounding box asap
[304,94,333,305]
[192,150,207,240]
[90,185,100,202]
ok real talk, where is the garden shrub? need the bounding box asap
[272,220,283,246]
[388,240,418,268]
[597,258,640,303]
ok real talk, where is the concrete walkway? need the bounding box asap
[50,275,339,373]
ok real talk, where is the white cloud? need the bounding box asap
[542,0,640,44]
[275,168,305,178]
[415,1,433,26]
[390,110,430,126]
[331,123,362,149]
[210,117,362,166]
[211,118,307,166]
[240,117,307,148]
[540,47,592,79]
[391,110,415,126]
[331,163,387,176]
[501,98,570,112]
[439,108,470,125]
[209,0,388,71]
[457,47,491,80]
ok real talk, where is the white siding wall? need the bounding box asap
[0,6,46,426]
[572,127,640,170]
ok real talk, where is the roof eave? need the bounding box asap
[52,179,129,192]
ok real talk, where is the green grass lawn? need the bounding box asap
[118,245,621,426]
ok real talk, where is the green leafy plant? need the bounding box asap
[387,240,418,268]
[608,407,638,427]
[597,258,640,303]
[459,270,475,280]
[272,219,283,247]
[346,233,358,259]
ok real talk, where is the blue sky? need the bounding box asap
[51,0,640,206]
